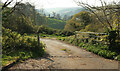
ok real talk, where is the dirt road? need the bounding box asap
[10,38,118,69]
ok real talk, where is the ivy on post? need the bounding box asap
[108,31,117,49]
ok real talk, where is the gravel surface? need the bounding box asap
[10,38,118,69]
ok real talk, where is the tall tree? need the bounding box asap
[48,14,51,18]
[74,0,120,48]
[64,11,91,32]
[74,0,120,32]
[52,12,56,18]
[56,14,61,20]
[63,15,68,21]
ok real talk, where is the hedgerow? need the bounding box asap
[2,27,46,66]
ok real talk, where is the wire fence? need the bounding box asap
[74,31,109,45]
[75,31,120,45]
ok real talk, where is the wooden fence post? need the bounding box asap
[37,33,40,46]
[75,34,77,39]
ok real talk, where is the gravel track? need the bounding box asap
[10,38,118,69]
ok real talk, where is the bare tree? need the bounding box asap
[74,0,120,32]
[74,0,120,48]
[1,0,23,13]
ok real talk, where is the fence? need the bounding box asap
[74,31,109,45]
[74,31,120,45]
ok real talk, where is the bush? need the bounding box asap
[69,38,74,43]
[78,42,84,47]
[115,55,120,61]
[92,48,101,54]
[2,27,46,66]
[38,26,75,37]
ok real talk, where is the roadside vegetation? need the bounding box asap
[2,27,45,66]
[1,2,47,67]
[1,0,120,68]
[39,1,120,61]
[58,36,120,61]
[46,18,66,30]
[1,2,73,67]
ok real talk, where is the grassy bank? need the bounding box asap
[2,28,46,67]
[57,36,120,61]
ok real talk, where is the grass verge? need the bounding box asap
[57,36,120,61]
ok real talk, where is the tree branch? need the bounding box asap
[74,0,110,31]
[2,0,13,10]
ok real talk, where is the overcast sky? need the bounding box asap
[1,0,120,9]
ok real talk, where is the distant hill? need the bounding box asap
[44,18,66,30]
[36,7,85,30]
[37,7,85,18]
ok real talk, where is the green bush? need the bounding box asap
[47,18,66,30]
[98,50,107,57]
[69,38,74,43]
[101,45,109,50]
[92,48,101,54]
[3,27,45,55]
[79,42,84,47]
[62,38,65,41]
[38,26,74,36]
[115,55,120,61]
[2,27,46,66]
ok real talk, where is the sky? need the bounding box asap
[1,0,120,9]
